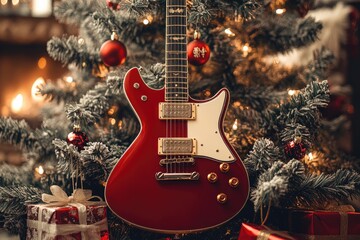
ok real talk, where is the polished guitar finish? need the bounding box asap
[105,0,249,234]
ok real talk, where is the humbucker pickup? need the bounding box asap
[159,102,196,120]
[158,138,197,155]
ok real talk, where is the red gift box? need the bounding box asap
[26,203,108,240]
[239,223,297,240]
[288,210,360,240]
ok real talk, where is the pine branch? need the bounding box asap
[244,138,280,179]
[53,139,81,173]
[47,35,101,70]
[252,16,322,53]
[263,80,330,146]
[288,170,360,208]
[80,142,125,182]
[53,0,102,25]
[0,163,33,186]
[0,186,41,215]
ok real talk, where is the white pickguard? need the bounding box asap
[188,91,235,162]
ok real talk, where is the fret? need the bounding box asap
[166,0,188,102]
[166,15,186,17]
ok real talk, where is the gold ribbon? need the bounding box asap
[32,185,105,240]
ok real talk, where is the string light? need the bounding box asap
[276,9,286,15]
[288,90,296,96]
[224,28,235,37]
[36,165,44,175]
[118,120,123,130]
[143,16,153,25]
[31,77,45,101]
[1,0,8,5]
[65,76,74,83]
[242,43,251,57]
[232,119,238,130]
[11,0,19,5]
[37,57,47,69]
[308,152,314,161]
[109,118,116,125]
[11,94,23,113]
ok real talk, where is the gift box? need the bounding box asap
[239,223,297,240]
[287,209,360,240]
[26,186,109,240]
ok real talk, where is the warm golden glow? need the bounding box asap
[224,28,235,37]
[118,120,123,129]
[109,118,116,125]
[11,94,23,113]
[37,165,44,175]
[308,152,314,161]
[232,119,238,130]
[11,0,19,5]
[1,0,8,5]
[37,57,47,69]
[288,90,296,96]
[1,106,9,116]
[65,76,74,83]
[32,77,45,101]
[276,8,286,15]
[143,19,150,25]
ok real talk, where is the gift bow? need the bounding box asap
[42,185,102,206]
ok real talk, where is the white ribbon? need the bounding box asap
[33,185,106,240]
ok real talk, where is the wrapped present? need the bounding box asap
[239,223,297,240]
[26,185,109,240]
[287,208,360,240]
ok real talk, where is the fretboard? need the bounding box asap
[165,0,188,102]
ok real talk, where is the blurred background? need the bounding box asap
[0,0,359,182]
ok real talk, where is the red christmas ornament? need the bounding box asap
[187,31,210,66]
[100,32,127,67]
[284,139,307,160]
[106,0,120,11]
[67,126,89,151]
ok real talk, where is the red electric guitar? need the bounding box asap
[105,0,249,233]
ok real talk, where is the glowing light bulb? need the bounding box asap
[37,57,47,69]
[11,94,23,113]
[288,90,296,96]
[32,77,45,101]
[242,45,249,52]
[38,166,44,174]
[308,152,314,160]
[1,0,8,5]
[276,9,286,15]
[109,118,116,125]
[65,76,74,83]
[224,28,235,37]
[12,0,19,5]
[143,19,150,25]
[232,119,238,130]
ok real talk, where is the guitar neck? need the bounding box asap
[165,0,188,102]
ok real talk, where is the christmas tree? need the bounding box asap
[1,0,360,239]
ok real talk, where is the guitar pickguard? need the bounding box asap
[188,91,235,162]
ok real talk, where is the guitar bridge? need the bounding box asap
[158,138,197,155]
[155,172,200,181]
[159,102,196,120]
[159,157,195,166]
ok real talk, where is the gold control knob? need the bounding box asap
[207,172,218,183]
[217,193,227,204]
[219,163,230,173]
[229,177,239,188]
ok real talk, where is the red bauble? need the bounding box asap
[100,39,127,67]
[284,141,307,160]
[67,130,89,151]
[187,39,211,66]
[106,0,120,10]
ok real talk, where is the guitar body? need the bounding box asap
[105,68,249,233]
